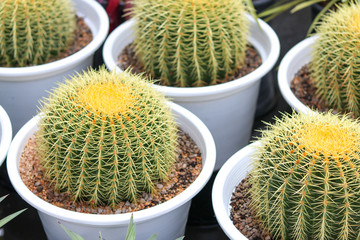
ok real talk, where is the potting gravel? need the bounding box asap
[230,176,272,240]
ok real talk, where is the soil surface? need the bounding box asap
[290,64,330,112]
[230,176,272,240]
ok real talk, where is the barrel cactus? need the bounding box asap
[36,68,178,208]
[131,0,250,87]
[250,111,360,240]
[311,2,360,117]
[0,0,76,67]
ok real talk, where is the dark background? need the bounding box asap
[0,5,312,240]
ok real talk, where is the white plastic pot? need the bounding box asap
[0,0,109,135]
[278,36,317,115]
[212,142,259,240]
[103,15,280,171]
[7,102,216,240]
[0,106,12,166]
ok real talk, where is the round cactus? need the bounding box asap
[131,0,249,87]
[250,111,360,240]
[36,68,178,207]
[311,2,360,117]
[0,0,76,67]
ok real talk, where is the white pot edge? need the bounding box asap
[0,106,12,166]
[7,101,216,226]
[0,0,109,81]
[102,15,280,99]
[212,142,260,240]
[277,36,317,115]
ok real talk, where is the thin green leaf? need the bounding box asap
[263,11,286,22]
[60,224,85,240]
[0,195,8,203]
[148,234,159,240]
[0,208,26,228]
[258,0,305,18]
[307,0,339,35]
[176,237,185,240]
[291,0,324,13]
[125,214,136,240]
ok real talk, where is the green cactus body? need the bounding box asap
[0,0,76,67]
[311,2,360,117]
[131,0,249,87]
[37,68,178,207]
[250,112,360,240]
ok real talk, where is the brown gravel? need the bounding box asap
[19,129,202,214]
[290,64,329,112]
[230,176,272,240]
[117,43,262,86]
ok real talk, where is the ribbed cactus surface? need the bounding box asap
[0,0,76,67]
[131,0,249,87]
[311,2,360,117]
[250,111,360,240]
[37,68,178,207]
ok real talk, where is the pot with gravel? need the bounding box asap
[213,110,360,240]
[102,0,280,172]
[278,1,360,118]
[0,106,12,166]
[6,68,216,240]
[0,0,109,135]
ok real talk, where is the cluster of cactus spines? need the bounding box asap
[131,0,249,87]
[249,111,360,240]
[36,68,178,208]
[311,1,360,117]
[0,0,76,67]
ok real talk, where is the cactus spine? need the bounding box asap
[131,0,249,87]
[250,111,360,240]
[311,1,360,117]
[0,0,76,67]
[37,68,178,207]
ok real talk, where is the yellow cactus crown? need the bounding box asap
[259,111,360,162]
[317,2,360,34]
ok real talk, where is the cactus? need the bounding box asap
[311,2,360,117]
[250,111,360,240]
[0,0,76,67]
[36,68,178,208]
[131,0,250,87]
